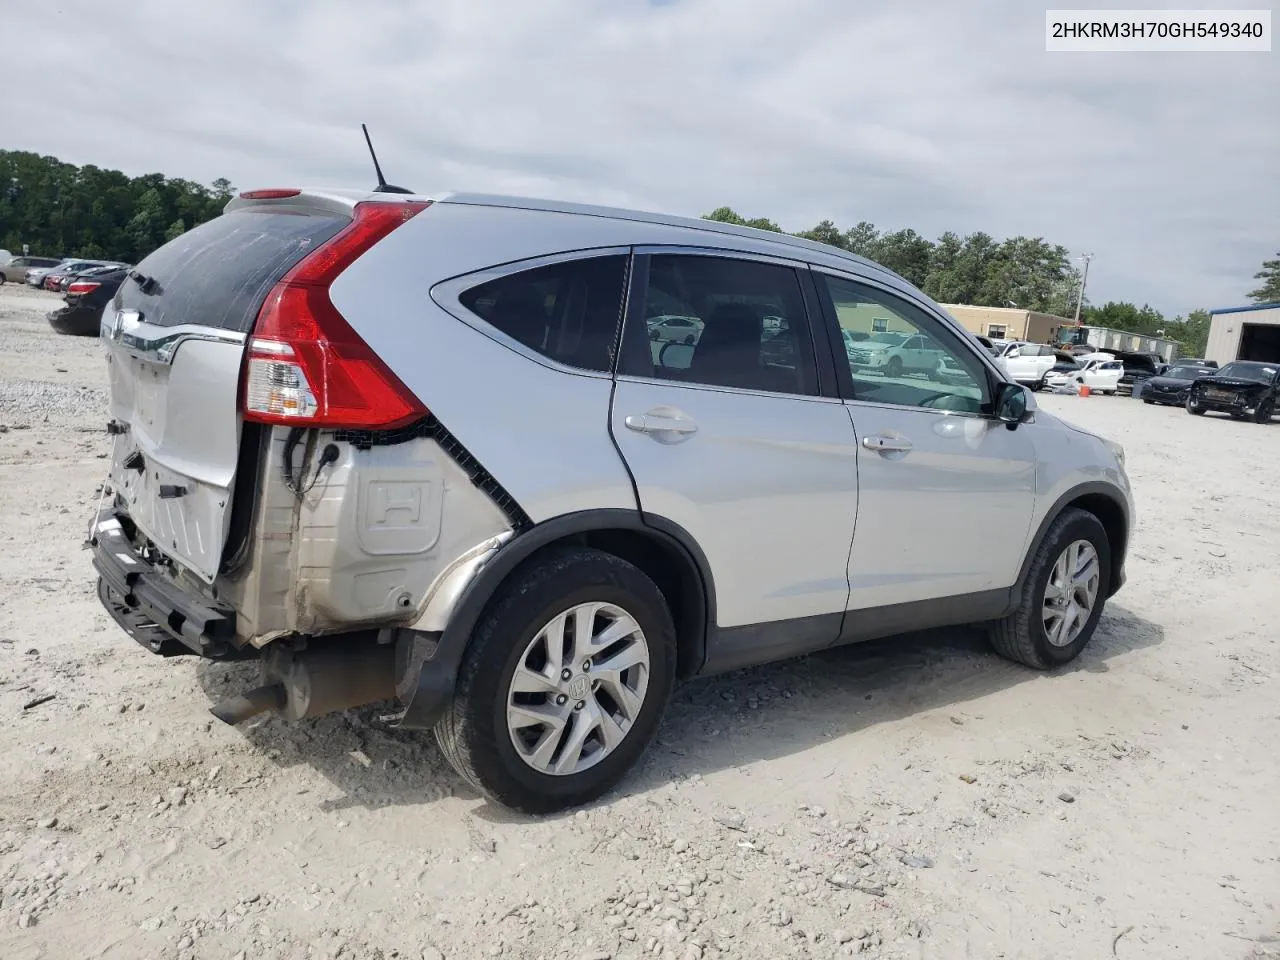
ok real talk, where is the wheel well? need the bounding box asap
[511,527,709,681]
[1066,493,1127,587]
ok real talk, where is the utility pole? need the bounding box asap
[1072,253,1093,326]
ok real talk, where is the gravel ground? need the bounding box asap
[1,284,1278,960]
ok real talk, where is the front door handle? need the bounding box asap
[861,433,912,453]
[624,412,698,439]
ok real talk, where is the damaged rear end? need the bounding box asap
[91,190,515,727]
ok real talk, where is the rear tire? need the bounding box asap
[988,508,1111,670]
[434,547,676,814]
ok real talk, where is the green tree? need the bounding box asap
[0,149,232,262]
[795,219,844,249]
[1249,252,1280,303]
[164,218,187,242]
[841,222,879,257]
[702,206,747,226]
[1165,309,1211,356]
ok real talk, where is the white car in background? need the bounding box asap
[993,341,1057,389]
[1046,354,1123,394]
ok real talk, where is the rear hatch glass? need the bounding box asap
[103,207,349,582]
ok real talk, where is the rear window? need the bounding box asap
[114,208,349,332]
[459,254,629,373]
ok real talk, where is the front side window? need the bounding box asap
[625,254,817,396]
[821,274,989,414]
[459,255,628,373]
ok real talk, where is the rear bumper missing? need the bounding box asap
[90,507,241,659]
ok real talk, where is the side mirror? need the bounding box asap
[995,382,1035,429]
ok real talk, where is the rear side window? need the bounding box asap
[621,254,818,396]
[459,255,628,374]
[115,209,349,332]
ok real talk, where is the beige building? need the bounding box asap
[1206,302,1280,366]
[832,301,916,336]
[940,304,1073,344]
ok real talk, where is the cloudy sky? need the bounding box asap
[6,0,1277,316]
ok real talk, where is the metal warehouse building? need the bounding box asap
[1206,303,1280,365]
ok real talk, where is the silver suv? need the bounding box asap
[90,188,1133,813]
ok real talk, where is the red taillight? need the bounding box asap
[67,281,101,295]
[241,200,430,430]
[239,188,302,200]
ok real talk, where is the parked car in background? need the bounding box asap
[846,330,949,379]
[56,261,129,292]
[1141,362,1220,406]
[993,341,1057,389]
[1113,351,1161,397]
[646,315,703,344]
[1186,361,1279,422]
[1176,357,1217,368]
[47,265,130,336]
[38,259,102,290]
[1,255,63,284]
[1045,355,1123,394]
[88,186,1132,813]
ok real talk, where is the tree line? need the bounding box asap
[0,150,234,266]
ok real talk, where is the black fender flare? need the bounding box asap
[395,509,715,730]
[1013,481,1130,602]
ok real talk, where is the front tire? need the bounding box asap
[988,508,1111,670]
[435,547,676,814]
[1255,399,1275,423]
[1187,397,1205,415]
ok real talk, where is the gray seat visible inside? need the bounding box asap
[688,304,763,390]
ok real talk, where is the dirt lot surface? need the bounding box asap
[1,282,1277,960]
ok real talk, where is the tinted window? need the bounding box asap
[1217,361,1277,383]
[116,209,349,332]
[626,255,817,396]
[821,275,989,414]
[460,255,628,374]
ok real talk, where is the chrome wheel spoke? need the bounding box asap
[540,611,571,671]
[596,703,628,751]
[511,666,562,696]
[553,706,600,775]
[569,603,601,667]
[597,673,644,722]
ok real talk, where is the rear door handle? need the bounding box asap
[624,413,698,438]
[861,433,912,453]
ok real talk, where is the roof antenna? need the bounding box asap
[361,123,413,195]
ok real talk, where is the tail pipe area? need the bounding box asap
[210,635,397,726]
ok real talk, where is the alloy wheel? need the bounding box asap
[506,602,651,776]
[1041,540,1100,647]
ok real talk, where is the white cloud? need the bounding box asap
[5,0,1277,314]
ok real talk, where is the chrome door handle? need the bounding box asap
[624,413,698,436]
[861,433,912,452]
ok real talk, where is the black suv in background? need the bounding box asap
[1186,361,1279,422]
